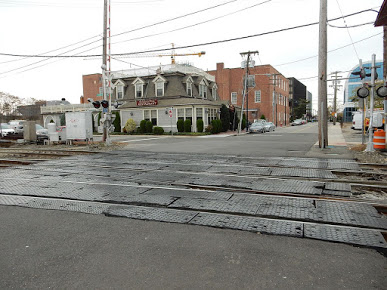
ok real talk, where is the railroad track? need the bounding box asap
[0,189,386,251]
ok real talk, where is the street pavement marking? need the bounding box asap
[120,137,167,143]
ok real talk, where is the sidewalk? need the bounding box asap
[306,123,354,159]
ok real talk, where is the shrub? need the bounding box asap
[242,118,246,130]
[145,121,153,133]
[184,119,192,132]
[220,104,230,132]
[113,111,121,132]
[124,118,136,133]
[211,119,222,134]
[177,119,184,132]
[205,125,212,133]
[197,119,204,132]
[139,120,147,133]
[260,114,266,120]
[153,126,164,135]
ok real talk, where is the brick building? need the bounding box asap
[81,73,103,104]
[208,63,290,126]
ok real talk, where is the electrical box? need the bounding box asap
[65,112,93,141]
[23,121,36,142]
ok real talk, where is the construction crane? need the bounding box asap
[114,43,205,64]
[161,43,205,64]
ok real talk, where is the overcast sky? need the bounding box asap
[0,0,384,112]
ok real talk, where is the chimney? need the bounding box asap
[216,63,224,71]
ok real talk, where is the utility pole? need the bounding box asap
[102,0,112,145]
[102,0,108,143]
[365,54,377,152]
[329,71,342,125]
[239,51,259,133]
[318,0,328,148]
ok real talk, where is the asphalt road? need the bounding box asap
[101,122,320,157]
[1,206,386,289]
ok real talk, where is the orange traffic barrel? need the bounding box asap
[373,129,386,150]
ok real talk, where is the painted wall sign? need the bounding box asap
[136,99,158,106]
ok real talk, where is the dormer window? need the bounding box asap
[132,77,146,98]
[184,75,194,97]
[187,82,192,96]
[117,86,124,99]
[212,84,218,100]
[152,75,167,97]
[198,78,209,99]
[136,84,143,98]
[113,79,126,100]
[199,84,207,99]
[155,81,164,97]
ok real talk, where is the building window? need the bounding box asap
[207,108,217,124]
[199,84,207,99]
[254,90,261,103]
[187,82,192,97]
[144,110,157,125]
[196,108,203,120]
[116,85,124,99]
[177,108,184,120]
[231,92,237,104]
[212,87,217,100]
[135,83,143,98]
[185,108,192,123]
[155,81,164,97]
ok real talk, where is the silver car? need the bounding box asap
[264,122,276,132]
[1,123,15,137]
[248,122,265,133]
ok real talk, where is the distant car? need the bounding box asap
[1,123,15,137]
[264,122,276,132]
[301,119,307,124]
[291,119,302,126]
[9,120,25,130]
[253,120,267,131]
[35,124,48,136]
[248,122,265,133]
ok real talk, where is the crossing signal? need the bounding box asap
[92,101,101,108]
[352,68,366,80]
[101,100,109,108]
[376,86,387,98]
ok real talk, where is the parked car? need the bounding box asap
[36,124,48,136]
[264,122,276,132]
[9,120,25,130]
[291,119,303,126]
[248,122,265,133]
[1,123,15,137]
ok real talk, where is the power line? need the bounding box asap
[112,0,272,46]
[327,21,374,29]
[274,32,382,67]
[0,8,376,59]
[334,0,360,60]
[110,0,239,38]
[0,34,101,65]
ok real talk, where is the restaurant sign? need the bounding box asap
[136,99,158,106]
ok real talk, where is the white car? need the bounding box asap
[1,123,15,137]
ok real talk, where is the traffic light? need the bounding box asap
[92,101,101,108]
[101,100,109,108]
